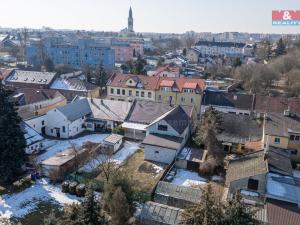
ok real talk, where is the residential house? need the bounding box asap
[152,65,180,78]
[27,38,115,70]
[106,73,160,102]
[13,88,67,121]
[201,90,254,115]
[85,98,132,131]
[186,48,201,64]
[45,98,91,138]
[193,41,253,57]
[142,106,191,164]
[140,201,183,225]
[111,41,134,63]
[0,68,13,84]
[122,100,195,140]
[5,70,57,89]
[156,77,205,115]
[154,181,202,209]
[50,78,100,101]
[217,113,263,153]
[45,98,132,138]
[21,122,44,154]
[263,112,300,162]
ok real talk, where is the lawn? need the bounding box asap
[120,149,165,193]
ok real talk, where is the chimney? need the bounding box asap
[284,106,290,117]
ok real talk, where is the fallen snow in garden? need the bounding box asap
[293,170,300,179]
[38,134,109,163]
[151,164,164,174]
[79,141,139,173]
[172,169,207,187]
[0,179,78,220]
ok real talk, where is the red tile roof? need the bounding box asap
[155,65,180,76]
[158,77,205,92]
[107,73,160,90]
[160,80,175,87]
[266,200,300,225]
[255,95,300,115]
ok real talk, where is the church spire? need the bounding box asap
[128,6,134,32]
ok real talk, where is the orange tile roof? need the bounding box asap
[160,80,175,87]
[107,73,160,90]
[158,77,205,92]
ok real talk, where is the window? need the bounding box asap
[129,90,132,96]
[274,137,281,144]
[290,149,298,156]
[110,88,114,94]
[181,97,185,103]
[141,91,145,97]
[158,124,168,131]
[148,92,152,98]
[155,151,159,154]
[296,136,300,141]
[122,89,125,95]
[42,120,45,126]
[247,178,259,191]
[290,135,295,141]
[51,129,53,133]
[158,95,162,101]
[117,89,120,95]
[62,126,66,133]
[136,91,139,97]
[191,97,194,103]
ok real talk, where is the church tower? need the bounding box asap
[128,7,134,32]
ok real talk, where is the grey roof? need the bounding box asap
[57,98,91,122]
[51,78,98,91]
[103,134,123,144]
[226,150,268,185]
[21,122,44,146]
[140,201,183,225]
[155,181,202,204]
[87,98,132,122]
[265,113,300,137]
[126,100,193,125]
[7,70,56,85]
[267,147,293,176]
[202,90,254,111]
[217,113,263,144]
[142,134,183,150]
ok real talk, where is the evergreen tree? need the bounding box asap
[109,187,131,225]
[181,185,224,225]
[233,57,242,68]
[44,57,55,72]
[275,38,286,57]
[43,212,59,225]
[59,203,82,225]
[79,187,107,225]
[223,192,262,225]
[193,107,224,174]
[0,84,26,184]
[132,56,146,75]
[95,65,109,89]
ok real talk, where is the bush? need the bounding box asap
[69,181,78,195]
[88,180,104,192]
[62,180,71,193]
[76,184,86,197]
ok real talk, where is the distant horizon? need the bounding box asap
[1,0,300,34]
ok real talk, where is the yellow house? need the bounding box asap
[106,73,160,102]
[263,112,300,162]
[155,77,205,116]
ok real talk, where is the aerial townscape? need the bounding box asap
[1,1,300,225]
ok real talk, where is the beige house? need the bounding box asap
[156,77,205,115]
[106,73,160,102]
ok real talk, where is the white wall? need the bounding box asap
[201,105,251,115]
[26,142,42,154]
[45,109,73,138]
[25,114,47,134]
[147,120,179,137]
[144,145,178,164]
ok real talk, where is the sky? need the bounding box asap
[0,0,299,34]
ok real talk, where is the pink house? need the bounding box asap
[153,65,180,78]
[111,43,134,63]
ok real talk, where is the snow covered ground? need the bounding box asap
[0,179,78,220]
[172,169,207,187]
[38,134,109,163]
[79,141,140,173]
